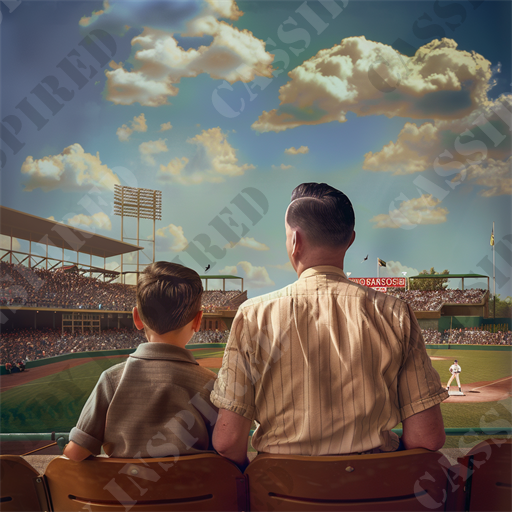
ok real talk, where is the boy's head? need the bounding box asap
[136,262,203,335]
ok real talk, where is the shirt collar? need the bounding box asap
[129,342,199,365]
[299,265,347,280]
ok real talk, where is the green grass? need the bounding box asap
[2,348,511,440]
[426,348,512,385]
[1,351,222,434]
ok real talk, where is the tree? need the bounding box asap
[489,295,512,318]
[409,267,450,291]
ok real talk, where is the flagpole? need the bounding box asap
[377,258,379,278]
[493,221,496,319]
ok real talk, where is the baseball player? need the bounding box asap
[446,359,462,392]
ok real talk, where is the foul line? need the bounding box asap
[472,375,512,391]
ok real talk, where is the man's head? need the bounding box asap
[454,360,458,363]
[285,183,355,272]
[135,261,203,335]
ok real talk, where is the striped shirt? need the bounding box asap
[211,265,448,455]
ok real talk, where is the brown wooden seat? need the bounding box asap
[457,438,512,512]
[245,449,454,511]
[0,455,50,512]
[44,453,246,511]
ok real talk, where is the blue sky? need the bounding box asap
[1,0,511,297]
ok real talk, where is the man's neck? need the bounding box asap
[295,256,346,278]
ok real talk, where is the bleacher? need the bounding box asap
[1,438,510,511]
[0,262,245,314]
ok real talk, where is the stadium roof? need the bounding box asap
[409,273,488,279]
[0,206,142,258]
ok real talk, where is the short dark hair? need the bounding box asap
[136,262,203,335]
[287,183,355,247]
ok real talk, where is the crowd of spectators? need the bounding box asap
[201,290,243,312]
[421,328,443,344]
[2,323,511,367]
[0,262,135,310]
[0,263,244,313]
[1,328,146,364]
[440,328,512,345]
[388,289,486,311]
[189,330,230,344]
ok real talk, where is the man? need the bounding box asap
[446,359,462,392]
[211,183,448,469]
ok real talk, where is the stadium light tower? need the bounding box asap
[114,185,162,283]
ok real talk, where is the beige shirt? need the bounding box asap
[211,266,448,455]
[70,343,218,458]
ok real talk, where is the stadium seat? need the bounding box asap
[245,449,455,511]
[457,438,512,512]
[44,453,247,511]
[0,455,50,512]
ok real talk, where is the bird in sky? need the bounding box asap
[361,255,368,263]
[205,264,211,272]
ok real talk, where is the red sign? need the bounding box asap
[349,277,406,288]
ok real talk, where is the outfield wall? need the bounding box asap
[426,344,512,351]
[438,316,511,331]
[0,343,227,375]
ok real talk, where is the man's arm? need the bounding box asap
[212,408,252,470]
[63,441,93,461]
[401,404,446,451]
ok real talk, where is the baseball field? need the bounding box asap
[1,346,511,450]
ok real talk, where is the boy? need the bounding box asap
[64,262,218,461]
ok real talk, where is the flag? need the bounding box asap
[490,227,494,246]
[378,258,386,267]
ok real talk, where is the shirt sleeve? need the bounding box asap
[210,309,256,420]
[397,303,449,421]
[69,370,115,455]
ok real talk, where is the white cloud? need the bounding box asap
[363,122,441,174]
[270,261,295,272]
[363,96,511,176]
[156,223,188,251]
[160,122,173,131]
[67,212,112,231]
[218,265,238,275]
[285,145,309,155]
[371,194,449,229]
[458,157,512,196]
[21,144,120,192]
[222,261,274,288]
[117,113,148,141]
[253,36,493,133]
[104,2,273,106]
[139,138,168,165]
[116,125,133,142]
[0,235,20,251]
[226,237,269,251]
[379,261,420,279]
[158,127,254,184]
[272,164,294,170]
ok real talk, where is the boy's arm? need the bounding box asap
[68,370,116,459]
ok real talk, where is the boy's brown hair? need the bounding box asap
[136,262,203,335]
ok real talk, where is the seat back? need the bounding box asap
[458,438,512,512]
[0,455,50,512]
[245,449,453,511]
[44,453,246,511]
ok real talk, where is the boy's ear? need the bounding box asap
[192,310,203,332]
[132,306,144,330]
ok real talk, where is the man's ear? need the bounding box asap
[132,306,144,330]
[346,230,356,250]
[192,310,203,332]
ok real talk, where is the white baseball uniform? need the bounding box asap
[446,363,462,390]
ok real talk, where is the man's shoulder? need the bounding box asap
[239,283,297,310]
